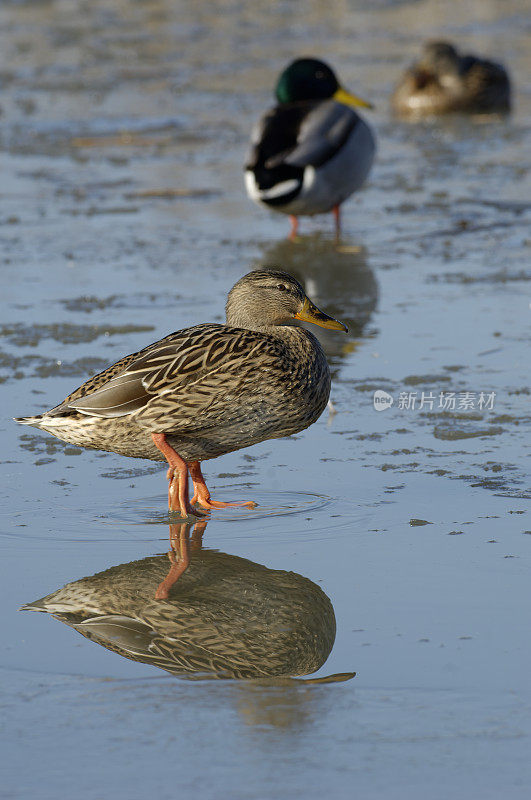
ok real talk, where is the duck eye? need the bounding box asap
[276,283,288,292]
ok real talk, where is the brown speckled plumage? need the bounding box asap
[16,270,346,506]
[392,41,511,117]
[21,547,336,680]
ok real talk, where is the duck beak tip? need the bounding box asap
[334,86,373,110]
[295,299,348,332]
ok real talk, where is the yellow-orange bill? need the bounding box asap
[294,298,348,332]
[333,86,374,110]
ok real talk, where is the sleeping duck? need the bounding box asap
[245,58,376,239]
[391,41,511,117]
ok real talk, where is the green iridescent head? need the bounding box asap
[274,57,373,109]
[275,58,339,104]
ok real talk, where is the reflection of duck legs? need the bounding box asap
[155,520,207,600]
[152,433,256,518]
[21,524,350,682]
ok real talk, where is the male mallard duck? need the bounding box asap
[20,522,338,680]
[15,269,347,517]
[245,58,376,239]
[391,41,511,117]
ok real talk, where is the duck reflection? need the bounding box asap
[255,234,377,364]
[21,521,353,683]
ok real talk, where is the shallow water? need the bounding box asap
[1,0,530,798]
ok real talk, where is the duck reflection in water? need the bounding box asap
[21,520,354,683]
[256,234,377,367]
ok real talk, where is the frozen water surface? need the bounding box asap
[0,1,530,798]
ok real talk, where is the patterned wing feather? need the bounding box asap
[52,323,283,432]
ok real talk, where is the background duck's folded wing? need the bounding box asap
[245,105,306,171]
[281,100,359,169]
[245,116,268,171]
[465,57,510,92]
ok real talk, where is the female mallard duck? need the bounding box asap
[16,269,347,517]
[391,41,511,117]
[245,58,376,239]
[20,521,341,681]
